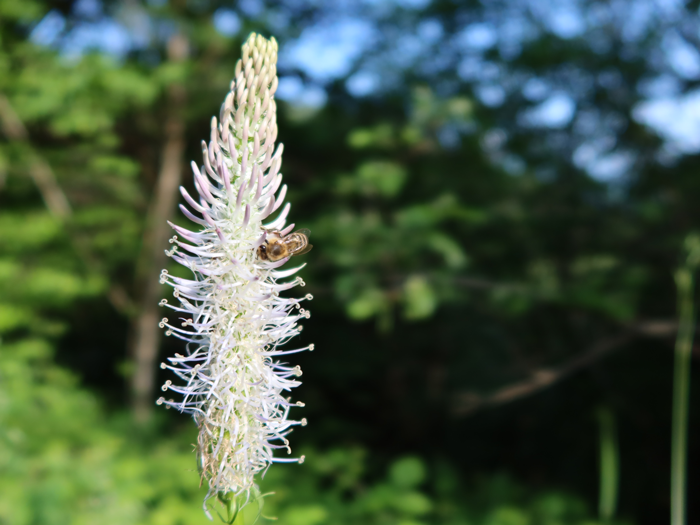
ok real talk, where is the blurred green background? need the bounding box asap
[1,0,699,523]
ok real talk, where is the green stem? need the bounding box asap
[671,266,695,525]
[597,406,619,523]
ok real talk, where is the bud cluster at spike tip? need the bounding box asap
[157,33,312,516]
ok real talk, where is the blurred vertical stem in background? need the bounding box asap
[131,32,189,422]
[671,234,700,525]
[597,406,619,523]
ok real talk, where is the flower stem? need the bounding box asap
[671,235,700,525]
[597,406,618,524]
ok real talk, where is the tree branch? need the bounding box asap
[0,93,72,218]
[451,320,679,417]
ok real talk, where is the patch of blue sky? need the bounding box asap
[477,85,505,108]
[267,9,291,33]
[417,19,443,44]
[279,18,377,83]
[30,3,146,60]
[522,77,550,102]
[458,57,500,83]
[637,74,682,99]
[213,9,241,37]
[520,92,576,129]
[457,56,482,82]
[618,0,654,42]
[633,88,700,154]
[61,19,132,59]
[361,0,431,9]
[74,0,102,18]
[655,0,685,18]
[662,30,700,80]
[455,23,497,51]
[496,15,536,60]
[499,14,538,45]
[346,70,380,97]
[573,138,634,182]
[30,10,65,47]
[547,6,586,39]
[394,34,424,68]
[573,138,614,167]
[394,0,431,9]
[276,76,328,109]
[238,0,264,17]
[587,151,635,182]
[526,0,585,39]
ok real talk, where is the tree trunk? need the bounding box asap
[131,33,188,422]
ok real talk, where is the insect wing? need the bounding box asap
[295,243,313,255]
[290,229,311,256]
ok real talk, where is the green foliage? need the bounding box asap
[0,337,626,525]
[402,276,437,320]
[0,338,212,525]
[246,447,624,525]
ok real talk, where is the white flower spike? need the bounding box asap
[157,33,312,519]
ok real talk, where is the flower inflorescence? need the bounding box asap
[157,33,311,516]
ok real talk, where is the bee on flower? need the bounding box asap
[156,33,313,520]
